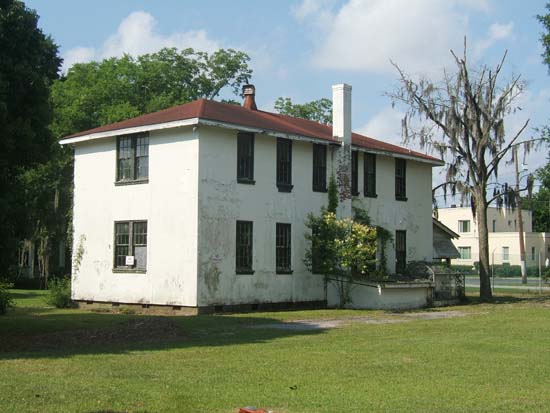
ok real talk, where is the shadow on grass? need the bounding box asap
[464,293,550,306]
[0,308,325,360]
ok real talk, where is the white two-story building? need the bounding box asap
[60,84,443,312]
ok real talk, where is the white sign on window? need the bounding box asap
[125,256,135,266]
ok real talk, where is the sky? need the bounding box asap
[26,0,550,203]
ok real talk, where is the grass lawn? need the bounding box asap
[1,291,550,412]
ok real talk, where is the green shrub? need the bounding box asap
[0,281,15,315]
[46,277,73,308]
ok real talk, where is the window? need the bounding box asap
[237,133,254,183]
[395,158,407,200]
[458,220,471,233]
[116,134,149,182]
[514,219,517,230]
[502,246,509,261]
[276,138,293,191]
[114,220,147,271]
[492,220,496,232]
[276,223,292,273]
[458,247,471,260]
[312,144,327,192]
[395,230,407,274]
[364,153,376,197]
[532,246,536,261]
[236,221,253,273]
[351,151,359,195]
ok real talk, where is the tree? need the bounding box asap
[0,0,61,278]
[389,42,538,300]
[51,48,252,137]
[274,97,332,124]
[537,3,550,70]
[523,158,550,232]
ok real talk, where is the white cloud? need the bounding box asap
[358,106,405,145]
[295,0,502,76]
[62,11,220,72]
[473,22,514,57]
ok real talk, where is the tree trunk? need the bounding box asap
[514,147,527,284]
[476,197,493,299]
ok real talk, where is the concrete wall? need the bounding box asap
[71,127,199,306]
[352,152,434,272]
[327,282,432,310]
[450,231,550,266]
[438,207,533,234]
[196,126,332,306]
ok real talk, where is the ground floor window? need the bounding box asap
[276,223,292,273]
[114,220,147,270]
[236,220,253,274]
[395,230,406,274]
[502,246,509,261]
[458,246,471,260]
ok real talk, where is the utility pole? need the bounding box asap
[514,146,527,284]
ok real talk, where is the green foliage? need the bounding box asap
[327,175,338,214]
[537,3,550,71]
[51,47,252,138]
[46,277,72,308]
[0,281,15,315]
[304,211,378,307]
[274,97,332,125]
[523,154,550,232]
[0,0,61,277]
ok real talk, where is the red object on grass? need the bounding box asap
[239,408,267,413]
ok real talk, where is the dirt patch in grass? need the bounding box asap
[0,317,184,352]
[251,310,470,331]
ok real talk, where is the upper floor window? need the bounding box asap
[276,223,292,274]
[114,220,147,271]
[237,132,254,183]
[395,158,407,200]
[236,220,254,274]
[351,151,359,196]
[364,153,377,197]
[458,220,470,233]
[116,134,149,183]
[276,138,293,192]
[312,144,327,192]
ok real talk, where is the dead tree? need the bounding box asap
[389,40,538,299]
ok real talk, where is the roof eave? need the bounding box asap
[353,145,444,166]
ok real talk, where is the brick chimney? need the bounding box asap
[332,83,352,219]
[242,84,257,110]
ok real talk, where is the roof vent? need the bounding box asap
[242,84,257,110]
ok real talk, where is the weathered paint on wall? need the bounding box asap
[71,127,199,306]
[352,153,434,273]
[196,126,333,306]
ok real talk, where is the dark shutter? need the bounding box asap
[276,138,293,191]
[312,144,327,192]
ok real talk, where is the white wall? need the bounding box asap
[71,127,199,306]
[352,152,435,272]
[438,207,533,234]
[196,126,332,306]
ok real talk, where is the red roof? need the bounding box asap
[64,99,442,164]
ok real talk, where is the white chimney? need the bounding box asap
[332,84,352,145]
[332,83,353,219]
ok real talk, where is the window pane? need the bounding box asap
[133,221,147,246]
[276,223,291,273]
[313,144,327,191]
[277,138,292,188]
[351,151,358,195]
[114,222,129,268]
[395,230,406,274]
[117,137,133,181]
[237,133,254,181]
[364,153,376,197]
[395,159,406,199]
[135,136,149,179]
[236,221,253,272]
